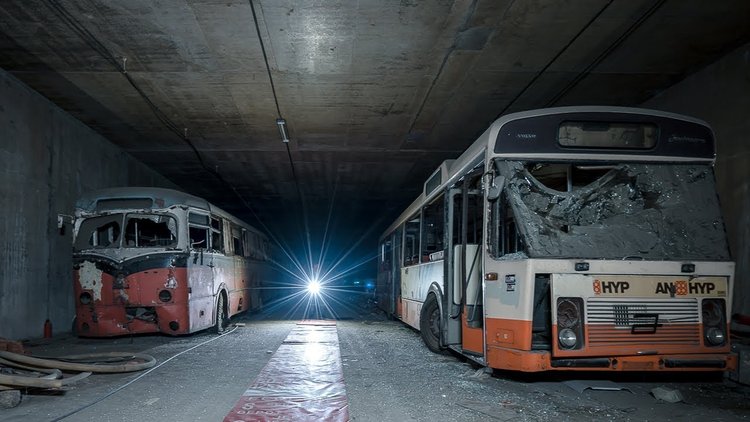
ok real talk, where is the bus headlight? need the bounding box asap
[705,327,725,346]
[702,299,727,347]
[558,328,578,349]
[80,292,92,305]
[557,297,584,350]
[159,290,172,303]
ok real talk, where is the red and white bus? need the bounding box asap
[377,106,736,372]
[72,187,270,336]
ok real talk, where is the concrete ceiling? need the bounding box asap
[2,0,750,250]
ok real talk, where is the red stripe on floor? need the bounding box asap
[223,320,349,422]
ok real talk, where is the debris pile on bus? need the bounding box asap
[499,161,730,260]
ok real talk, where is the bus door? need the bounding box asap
[377,228,403,318]
[209,216,225,305]
[448,171,484,355]
[391,228,403,317]
[231,226,248,313]
[187,212,215,331]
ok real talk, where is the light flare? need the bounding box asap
[307,279,322,295]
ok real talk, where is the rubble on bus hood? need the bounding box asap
[497,161,730,260]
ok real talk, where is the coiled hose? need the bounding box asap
[0,351,156,373]
[0,350,156,389]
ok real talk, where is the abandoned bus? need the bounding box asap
[377,106,735,372]
[72,187,270,336]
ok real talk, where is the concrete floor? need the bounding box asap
[2,291,750,422]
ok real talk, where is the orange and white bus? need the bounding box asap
[72,187,270,336]
[377,106,735,372]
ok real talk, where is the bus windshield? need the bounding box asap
[495,160,730,260]
[75,213,178,250]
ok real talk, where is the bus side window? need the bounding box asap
[247,233,258,259]
[242,230,249,258]
[489,191,523,258]
[403,214,420,266]
[421,193,445,262]
[189,226,208,249]
[210,216,224,253]
[232,226,244,257]
[261,238,269,260]
[188,212,210,249]
[504,219,520,254]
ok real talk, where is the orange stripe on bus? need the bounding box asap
[461,312,484,354]
[484,317,533,350]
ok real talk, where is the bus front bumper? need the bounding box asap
[486,346,737,372]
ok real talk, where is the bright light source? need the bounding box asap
[307,279,321,295]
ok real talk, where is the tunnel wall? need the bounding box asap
[0,68,177,340]
[642,42,750,316]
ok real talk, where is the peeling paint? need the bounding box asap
[78,260,104,301]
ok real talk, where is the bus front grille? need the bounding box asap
[585,298,700,346]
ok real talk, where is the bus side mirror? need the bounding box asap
[486,175,505,202]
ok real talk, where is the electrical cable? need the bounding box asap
[545,0,667,106]
[248,0,282,118]
[248,0,313,273]
[495,0,615,118]
[49,325,240,422]
[41,0,212,174]
[404,0,481,142]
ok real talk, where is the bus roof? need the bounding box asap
[488,106,715,162]
[76,187,211,212]
[75,187,265,236]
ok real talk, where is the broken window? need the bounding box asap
[493,160,730,260]
[210,216,224,253]
[189,212,210,249]
[124,214,177,248]
[75,214,122,250]
[232,226,244,257]
[488,190,524,259]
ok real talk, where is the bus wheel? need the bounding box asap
[420,294,443,353]
[215,293,228,334]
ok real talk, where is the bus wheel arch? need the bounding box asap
[215,290,229,334]
[420,291,444,353]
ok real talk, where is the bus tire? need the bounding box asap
[215,293,228,334]
[420,293,443,353]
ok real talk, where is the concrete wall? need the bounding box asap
[0,68,176,340]
[642,42,750,316]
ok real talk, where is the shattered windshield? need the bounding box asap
[124,214,178,248]
[75,214,122,250]
[75,213,178,250]
[495,160,730,260]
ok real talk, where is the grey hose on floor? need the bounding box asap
[0,351,156,373]
[0,371,91,389]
